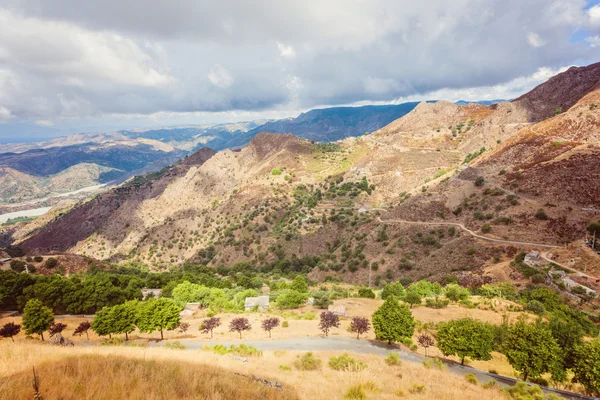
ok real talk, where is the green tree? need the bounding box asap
[312,290,333,309]
[136,298,181,340]
[290,275,308,293]
[381,282,405,300]
[572,340,600,396]
[549,315,583,369]
[22,299,54,341]
[504,321,562,381]
[404,291,422,308]
[276,290,305,309]
[444,284,471,302]
[91,306,115,338]
[372,296,414,344]
[436,318,494,365]
[111,301,138,341]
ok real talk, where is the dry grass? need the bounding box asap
[0,341,509,400]
[0,355,297,400]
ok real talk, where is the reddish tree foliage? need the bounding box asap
[261,317,280,338]
[48,322,67,336]
[0,322,21,342]
[318,311,340,336]
[178,322,190,334]
[229,317,252,339]
[73,321,91,340]
[350,316,371,340]
[417,333,435,357]
[199,317,221,338]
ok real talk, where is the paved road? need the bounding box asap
[154,337,595,400]
[377,216,560,249]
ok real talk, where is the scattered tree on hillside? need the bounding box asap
[549,315,584,370]
[22,299,54,341]
[290,275,308,293]
[436,318,494,365]
[0,322,21,342]
[504,320,562,381]
[91,306,115,339]
[572,340,600,396]
[111,301,138,341]
[349,317,370,340]
[48,322,67,336]
[404,291,422,308]
[381,282,405,300]
[312,290,333,309]
[73,321,91,340]
[372,296,415,344]
[229,317,251,339]
[261,317,280,338]
[136,298,181,340]
[199,317,221,338]
[178,322,190,334]
[44,257,59,269]
[417,334,435,357]
[319,311,340,336]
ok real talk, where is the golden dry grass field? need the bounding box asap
[0,341,509,400]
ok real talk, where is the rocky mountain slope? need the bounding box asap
[13,63,600,284]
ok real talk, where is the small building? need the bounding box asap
[141,288,162,299]
[244,296,270,311]
[328,305,347,316]
[524,251,543,265]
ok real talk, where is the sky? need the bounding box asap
[1,0,600,142]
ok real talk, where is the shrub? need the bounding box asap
[357,288,376,299]
[329,354,367,371]
[422,358,446,370]
[482,381,498,389]
[33,256,43,262]
[293,352,322,371]
[408,383,426,394]
[278,365,292,371]
[345,385,366,400]
[385,353,402,366]
[444,284,471,302]
[282,320,289,328]
[165,341,186,350]
[535,209,548,220]
[465,374,478,385]
[312,290,333,309]
[271,168,283,175]
[481,224,491,233]
[526,300,546,315]
[276,290,306,309]
[474,176,485,187]
[44,257,59,269]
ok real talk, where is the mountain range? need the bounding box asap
[6,62,599,287]
[0,104,420,207]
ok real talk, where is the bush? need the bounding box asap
[165,341,186,350]
[276,290,306,309]
[481,224,491,233]
[278,365,292,371]
[345,386,366,400]
[293,352,322,371]
[422,358,446,370]
[465,374,478,385]
[312,290,333,309]
[33,256,43,262]
[526,300,546,315]
[282,320,289,328]
[444,284,471,302]
[474,176,485,187]
[425,296,450,308]
[329,354,367,371]
[44,257,59,269]
[385,353,401,366]
[482,381,498,389]
[408,383,426,394]
[271,168,283,175]
[535,209,548,220]
[357,288,376,299]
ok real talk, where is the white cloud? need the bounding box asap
[35,120,54,126]
[277,42,296,59]
[527,32,546,48]
[207,64,234,88]
[585,35,600,47]
[588,5,600,27]
[0,106,13,123]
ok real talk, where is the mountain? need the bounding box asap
[10,65,600,286]
[226,103,420,148]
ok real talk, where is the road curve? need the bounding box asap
[377,217,560,249]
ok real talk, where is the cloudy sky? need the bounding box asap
[1,0,600,141]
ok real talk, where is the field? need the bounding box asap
[0,341,509,400]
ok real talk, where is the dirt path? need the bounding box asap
[377,216,560,249]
